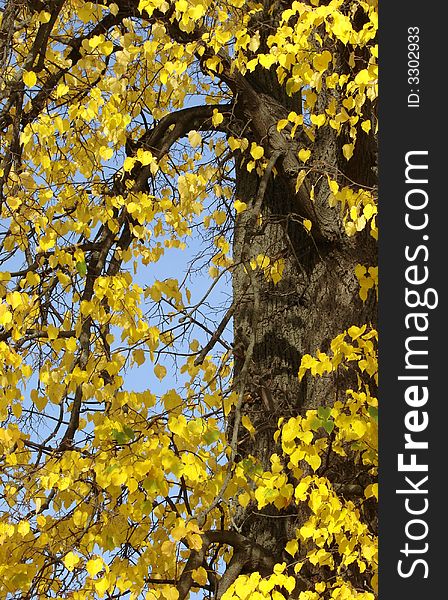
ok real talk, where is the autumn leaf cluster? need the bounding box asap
[0,0,377,598]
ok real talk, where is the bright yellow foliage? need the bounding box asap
[0,0,377,598]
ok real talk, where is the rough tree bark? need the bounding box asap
[225,1,377,594]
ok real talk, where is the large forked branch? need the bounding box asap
[127,0,338,241]
[58,101,232,450]
[129,103,233,188]
[173,39,343,242]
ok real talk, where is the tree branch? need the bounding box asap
[216,550,246,600]
[194,300,236,366]
[177,530,274,600]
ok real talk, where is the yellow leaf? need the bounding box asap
[7,291,22,309]
[189,4,205,20]
[342,143,354,160]
[192,566,208,586]
[273,562,286,574]
[188,130,202,148]
[245,58,258,72]
[213,210,226,225]
[187,533,203,551]
[95,577,110,597]
[39,235,55,251]
[212,109,224,126]
[303,219,312,232]
[327,178,339,195]
[259,53,277,68]
[46,325,59,340]
[228,137,241,152]
[295,170,307,192]
[361,120,372,133]
[63,551,80,572]
[17,521,30,536]
[56,83,69,98]
[284,576,296,594]
[123,157,135,172]
[277,119,288,131]
[0,304,12,326]
[100,41,113,56]
[355,264,367,278]
[234,576,251,599]
[270,271,282,285]
[100,146,114,160]
[294,480,309,501]
[355,69,371,85]
[307,453,321,471]
[365,483,378,500]
[352,419,367,438]
[248,33,260,52]
[160,70,169,85]
[88,35,103,49]
[347,324,366,339]
[238,491,251,508]
[86,557,103,578]
[38,10,51,23]
[162,587,179,600]
[312,50,332,73]
[242,415,256,436]
[154,364,167,380]
[234,200,247,213]
[250,143,264,160]
[256,254,270,269]
[133,349,145,366]
[32,393,48,411]
[310,114,326,127]
[63,337,76,352]
[298,148,311,162]
[285,539,298,556]
[23,71,37,87]
[331,12,352,44]
[205,55,222,72]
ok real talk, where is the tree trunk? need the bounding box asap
[229,18,377,589]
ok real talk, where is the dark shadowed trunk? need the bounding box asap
[227,3,377,590]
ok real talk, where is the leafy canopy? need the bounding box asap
[0,0,377,599]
